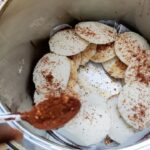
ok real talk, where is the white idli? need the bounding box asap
[57,91,111,146]
[78,62,122,99]
[118,82,150,130]
[125,50,150,85]
[34,91,47,105]
[102,56,127,79]
[107,96,135,144]
[75,21,117,44]
[34,90,61,105]
[115,32,150,65]
[33,53,71,93]
[49,29,89,56]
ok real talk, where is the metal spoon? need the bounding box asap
[0,93,81,130]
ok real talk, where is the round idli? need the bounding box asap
[115,32,150,65]
[57,91,111,146]
[78,62,122,99]
[75,21,117,44]
[118,82,150,130]
[107,96,135,144]
[125,50,150,85]
[49,29,89,56]
[33,53,71,93]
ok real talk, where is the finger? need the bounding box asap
[0,124,23,144]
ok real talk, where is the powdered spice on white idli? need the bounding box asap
[75,21,117,44]
[49,29,89,56]
[33,53,71,93]
[115,32,150,65]
[118,83,150,130]
[125,50,150,85]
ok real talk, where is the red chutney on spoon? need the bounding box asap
[20,93,81,130]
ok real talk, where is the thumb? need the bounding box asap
[0,124,23,144]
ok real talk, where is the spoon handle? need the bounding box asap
[0,114,21,123]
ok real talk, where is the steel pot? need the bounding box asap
[0,0,150,149]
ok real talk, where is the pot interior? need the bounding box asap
[0,0,150,149]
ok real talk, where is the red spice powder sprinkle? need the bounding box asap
[76,26,96,37]
[41,71,54,83]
